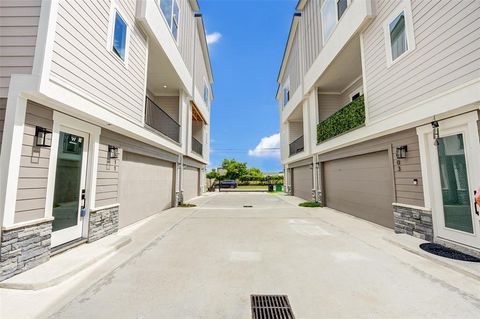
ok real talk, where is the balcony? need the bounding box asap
[289,135,304,157]
[317,95,365,144]
[145,97,181,143]
[192,137,203,156]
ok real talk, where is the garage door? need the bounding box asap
[324,151,394,228]
[183,166,199,201]
[119,152,174,228]
[293,165,313,201]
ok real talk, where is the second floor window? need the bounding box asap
[160,0,180,40]
[203,84,209,104]
[389,11,408,61]
[113,12,127,60]
[283,86,290,108]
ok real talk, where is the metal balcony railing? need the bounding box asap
[192,137,203,156]
[145,97,180,142]
[289,135,304,157]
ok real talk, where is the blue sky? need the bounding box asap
[200,0,297,173]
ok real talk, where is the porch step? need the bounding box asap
[0,235,131,291]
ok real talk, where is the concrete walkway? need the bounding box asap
[2,193,480,318]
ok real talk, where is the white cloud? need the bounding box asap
[206,32,222,45]
[248,133,280,158]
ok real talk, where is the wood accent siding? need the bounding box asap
[15,100,53,223]
[95,128,178,208]
[0,98,6,151]
[177,0,195,76]
[363,0,480,123]
[283,33,301,94]
[0,0,41,97]
[318,128,424,207]
[300,0,323,74]
[50,0,148,124]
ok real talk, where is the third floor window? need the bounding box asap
[322,0,349,44]
[160,0,180,40]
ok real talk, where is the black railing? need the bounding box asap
[192,137,203,156]
[145,97,180,142]
[289,135,304,157]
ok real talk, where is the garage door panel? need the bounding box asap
[183,167,199,201]
[324,151,394,228]
[119,152,174,228]
[293,165,312,201]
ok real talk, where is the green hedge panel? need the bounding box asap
[317,95,365,144]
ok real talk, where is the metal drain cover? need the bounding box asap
[251,295,295,319]
[244,205,253,208]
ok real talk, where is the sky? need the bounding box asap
[200,0,297,173]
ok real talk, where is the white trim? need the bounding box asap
[392,203,431,212]
[91,203,120,213]
[383,0,416,67]
[107,1,131,67]
[359,32,370,124]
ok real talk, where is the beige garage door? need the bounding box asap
[293,165,313,201]
[119,152,174,228]
[324,151,394,228]
[183,166,199,201]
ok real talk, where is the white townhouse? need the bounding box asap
[277,0,480,256]
[0,0,214,281]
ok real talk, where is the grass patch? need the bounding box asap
[179,203,197,208]
[237,185,268,190]
[299,201,322,208]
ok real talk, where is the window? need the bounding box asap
[203,83,209,104]
[283,86,290,108]
[160,0,180,40]
[389,11,407,61]
[322,0,349,44]
[112,12,127,60]
[351,92,361,101]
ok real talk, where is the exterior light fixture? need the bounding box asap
[108,145,119,159]
[395,145,408,159]
[35,126,52,147]
[432,121,440,146]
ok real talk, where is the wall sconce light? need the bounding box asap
[395,145,408,159]
[35,126,52,147]
[432,121,440,146]
[413,178,419,186]
[108,145,119,159]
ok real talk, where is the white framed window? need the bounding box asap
[203,81,209,104]
[282,79,290,108]
[107,3,130,66]
[160,0,180,41]
[384,1,416,66]
[321,0,350,44]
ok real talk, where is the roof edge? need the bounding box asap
[276,13,301,85]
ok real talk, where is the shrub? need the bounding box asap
[317,95,365,143]
[299,201,322,208]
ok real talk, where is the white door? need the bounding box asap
[424,113,480,249]
[51,128,89,247]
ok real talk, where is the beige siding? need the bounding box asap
[15,100,53,223]
[50,0,148,124]
[289,121,303,143]
[318,128,424,207]
[192,120,203,141]
[0,98,6,151]
[95,128,178,208]
[155,96,179,122]
[177,0,195,76]
[318,77,363,122]
[0,0,41,97]
[194,29,209,99]
[364,0,480,122]
[300,0,323,74]
[283,33,301,94]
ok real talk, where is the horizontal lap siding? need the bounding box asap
[318,128,424,207]
[154,96,180,122]
[178,0,195,76]
[50,0,147,124]
[15,100,53,223]
[0,98,6,151]
[289,121,303,142]
[283,33,301,94]
[301,0,323,74]
[0,0,41,97]
[318,78,363,122]
[364,0,480,123]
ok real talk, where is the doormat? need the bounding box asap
[419,243,480,262]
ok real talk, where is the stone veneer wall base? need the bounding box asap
[88,205,119,243]
[0,219,52,281]
[393,204,433,241]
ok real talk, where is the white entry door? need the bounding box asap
[421,112,480,249]
[50,127,89,247]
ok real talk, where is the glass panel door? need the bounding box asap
[437,134,474,233]
[52,132,85,232]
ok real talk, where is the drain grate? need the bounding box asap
[251,295,295,319]
[244,205,253,208]
[420,243,480,262]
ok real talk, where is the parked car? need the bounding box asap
[219,180,238,189]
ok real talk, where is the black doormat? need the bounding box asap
[419,243,480,262]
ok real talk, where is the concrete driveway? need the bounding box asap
[49,193,480,319]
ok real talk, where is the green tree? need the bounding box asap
[221,159,248,180]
